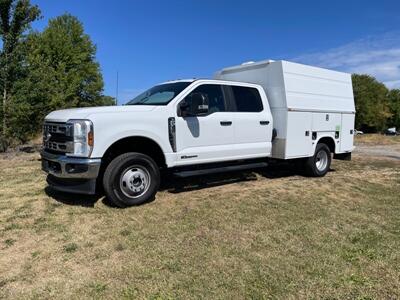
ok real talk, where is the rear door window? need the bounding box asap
[231,86,263,112]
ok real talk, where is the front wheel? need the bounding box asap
[304,143,331,177]
[103,153,160,207]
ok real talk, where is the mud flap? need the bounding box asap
[333,152,352,161]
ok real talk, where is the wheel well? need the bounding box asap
[317,137,336,153]
[102,136,166,169]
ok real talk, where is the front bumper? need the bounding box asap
[41,151,101,179]
[41,151,101,194]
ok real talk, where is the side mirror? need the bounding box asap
[179,100,190,117]
[191,92,209,115]
[179,92,209,117]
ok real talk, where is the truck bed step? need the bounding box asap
[173,162,268,178]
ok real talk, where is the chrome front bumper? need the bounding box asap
[41,151,101,179]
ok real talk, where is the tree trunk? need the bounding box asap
[2,85,6,136]
[2,50,8,137]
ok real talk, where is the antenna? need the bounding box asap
[116,71,119,106]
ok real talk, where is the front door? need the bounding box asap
[175,84,236,166]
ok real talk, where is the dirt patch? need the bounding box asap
[354,144,400,160]
[354,134,400,160]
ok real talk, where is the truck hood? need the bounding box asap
[45,105,157,122]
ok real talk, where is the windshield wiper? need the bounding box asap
[136,96,150,104]
[127,95,150,105]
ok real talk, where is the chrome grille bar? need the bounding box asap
[43,122,70,135]
[43,122,73,154]
[43,140,74,152]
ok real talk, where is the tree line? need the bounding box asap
[0,0,114,150]
[0,1,399,152]
[352,74,400,133]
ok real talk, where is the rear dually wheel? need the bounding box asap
[304,143,331,177]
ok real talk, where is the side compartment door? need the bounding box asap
[340,113,355,152]
[175,84,236,165]
[285,111,313,158]
[311,113,342,132]
[228,85,273,158]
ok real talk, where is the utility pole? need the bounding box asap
[115,71,119,106]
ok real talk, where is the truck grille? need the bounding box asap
[43,122,73,154]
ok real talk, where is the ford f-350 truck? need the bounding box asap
[41,60,355,207]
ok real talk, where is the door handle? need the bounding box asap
[220,121,232,126]
[260,121,270,125]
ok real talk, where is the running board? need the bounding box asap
[173,162,268,178]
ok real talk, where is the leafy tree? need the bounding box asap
[387,89,400,129]
[0,0,40,137]
[9,14,113,142]
[352,74,391,132]
[97,95,116,106]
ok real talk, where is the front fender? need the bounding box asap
[88,112,172,158]
[92,130,171,158]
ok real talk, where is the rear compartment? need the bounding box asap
[215,60,355,159]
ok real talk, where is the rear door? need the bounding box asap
[228,85,273,158]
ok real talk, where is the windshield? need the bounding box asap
[126,82,192,105]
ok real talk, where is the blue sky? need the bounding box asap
[31,0,400,103]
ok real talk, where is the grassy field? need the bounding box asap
[0,136,399,299]
[355,133,400,145]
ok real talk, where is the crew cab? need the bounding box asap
[41,60,355,207]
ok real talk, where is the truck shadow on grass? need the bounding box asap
[45,161,333,207]
[44,186,102,208]
[160,161,333,194]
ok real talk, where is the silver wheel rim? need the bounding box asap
[315,150,329,172]
[119,165,151,199]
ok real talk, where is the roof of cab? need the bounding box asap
[160,79,196,84]
[160,78,263,88]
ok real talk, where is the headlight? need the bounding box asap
[66,119,94,157]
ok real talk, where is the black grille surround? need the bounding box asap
[43,122,74,155]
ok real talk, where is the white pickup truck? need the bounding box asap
[41,60,355,207]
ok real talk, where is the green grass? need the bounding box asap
[0,148,399,299]
[63,242,78,253]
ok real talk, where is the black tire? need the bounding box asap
[304,143,331,177]
[103,152,160,207]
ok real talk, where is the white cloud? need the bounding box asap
[293,32,400,89]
